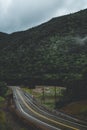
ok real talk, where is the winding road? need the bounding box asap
[11,86,87,130]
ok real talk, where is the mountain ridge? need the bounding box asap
[10,8,87,36]
[0,9,87,101]
[0,8,86,54]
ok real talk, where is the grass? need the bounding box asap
[0,110,6,123]
[0,96,5,102]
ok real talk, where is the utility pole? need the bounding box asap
[54,86,57,108]
[42,86,45,103]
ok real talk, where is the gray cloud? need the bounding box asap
[0,0,87,33]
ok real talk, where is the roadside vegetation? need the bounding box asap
[0,90,11,130]
[0,82,8,97]
[0,82,11,130]
[0,99,30,130]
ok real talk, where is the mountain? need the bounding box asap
[0,9,87,49]
[0,9,87,101]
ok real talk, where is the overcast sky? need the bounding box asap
[0,0,87,34]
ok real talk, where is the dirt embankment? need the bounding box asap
[60,100,87,121]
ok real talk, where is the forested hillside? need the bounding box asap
[0,9,87,101]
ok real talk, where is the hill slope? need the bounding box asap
[0,9,87,101]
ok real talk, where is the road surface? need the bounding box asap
[11,86,87,130]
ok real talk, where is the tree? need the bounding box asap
[0,82,7,97]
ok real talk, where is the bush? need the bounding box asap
[0,82,7,97]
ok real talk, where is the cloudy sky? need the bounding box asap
[0,0,87,34]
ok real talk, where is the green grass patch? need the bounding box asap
[0,110,6,123]
[43,102,55,110]
[22,87,33,94]
[0,96,5,102]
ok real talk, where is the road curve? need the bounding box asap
[11,86,87,130]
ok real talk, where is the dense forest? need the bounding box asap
[0,9,87,102]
